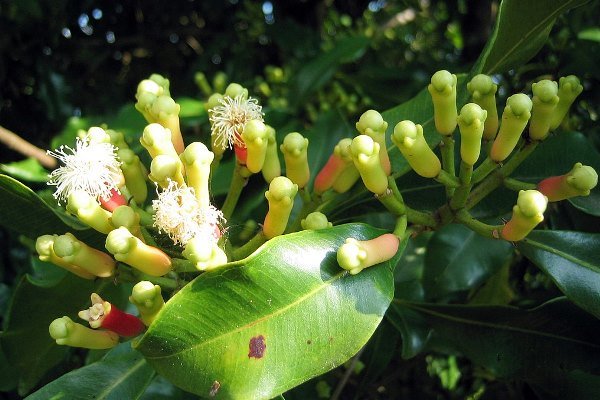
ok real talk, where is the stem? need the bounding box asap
[377,189,406,215]
[221,164,248,220]
[455,209,502,239]
[134,271,180,290]
[331,346,366,400]
[0,125,57,168]
[171,258,197,272]
[440,135,456,197]
[449,161,473,210]
[132,205,154,227]
[406,208,437,227]
[393,215,408,238]
[503,177,536,191]
[210,153,222,176]
[435,170,461,188]
[471,157,498,184]
[233,231,267,260]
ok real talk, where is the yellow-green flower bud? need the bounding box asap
[107,129,129,150]
[241,119,269,174]
[182,237,228,271]
[337,233,400,275]
[428,70,458,135]
[392,120,441,178]
[314,138,354,194]
[118,148,148,204]
[537,163,598,201]
[149,73,170,96]
[111,205,143,239]
[53,233,115,277]
[263,176,298,239]
[550,75,584,130]
[224,83,248,99]
[135,80,162,122]
[501,190,547,241]
[49,316,119,349]
[350,135,388,195]
[129,281,165,326]
[206,93,224,113]
[66,190,114,234]
[330,139,360,193]
[213,71,227,94]
[180,142,213,208]
[457,103,487,166]
[529,80,559,141]
[467,74,499,140]
[490,94,533,162]
[280,132,310,188]
[87,127,112,145]
[140,123,179,160]
[36,235,96,279]
[262,125,281,183]
[194,71,212,97]
[301,212,332,230]
[150,96,184,153]
[356,110,391,175]
[149,154,185,188]
[105,227,172,276]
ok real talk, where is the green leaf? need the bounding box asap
[422,224,513,300]
[136,224,402,399]
[390,298,600,398]
[578,27,600,42]
[176,97,206,119]
[473,0,590,74]
[0,158,48,182]
[26,344,155,400]
[517,230,600,318]
[0,274,119,395]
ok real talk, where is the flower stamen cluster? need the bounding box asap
[209,94,264,151]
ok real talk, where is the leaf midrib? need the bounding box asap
[95,357,148,400]
[522,236,598,272]
[143,269,347,360]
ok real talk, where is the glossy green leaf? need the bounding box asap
[389,298,600,398]
[0,340,18,392]
[0,274,119,395]
[0,158,48,182]
[517,230,600,318]
[422,224,513,300]
[176,97,206,118]
[473,0,590,74]
[136,224,403,399]
[469,262,514,305]
[355,319,400,391]
[27,344,155,400]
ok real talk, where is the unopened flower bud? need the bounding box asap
[428,70,458,135]
[458,103,487,165]
[49,316,119,349]
[213,71,228,94]
[350,135,388,195]
[78,293,145,337]
[129,281,165,326]
[301,212,332,230]
[356,110,391,175]
[66,190,114,234]
[87,127,112,145]
[314,138,353,194]
[181,142,214,208]
[529,80,559,141]
[501,190,548,241]
[337,233,400,275]
[241,119,269,174]
[392,120,441,178]
[467,74,498,140]
[261,125,281,183]
[150,96,184,153]
[281,132,310,188]
[550,75,584,130]
[53,233,115,277]
[225,83,248,99]
[105,227,172,276]
[36,235,95,279]
[149,73,170,96]
[111,205,142,239]
[263,176,298,239]
[194,72,212,97]
[490,93,533,162]
[141,123,179,160]
[107,129,129,150]
[537,163,598,201]
[149,154,185,188]
[182,237,228,271]
[118,148,148,204]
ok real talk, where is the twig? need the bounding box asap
[0,125,57,168]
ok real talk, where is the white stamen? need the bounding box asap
[152,180,225,246]
[47,135,122,204]
[209,94,263,150]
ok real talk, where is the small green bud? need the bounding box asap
[225,83,248,99]
[87,126,112,145]
[261,125,281,183]
[149,74,170,96]
[111,205,142,239]
[350,135,388,195]
[241,119,269,174]
[118,148,148,204]
[457,103,487,165]
[314,138,354,194]
[331,139,360,193]
[149,154,185,188]
[337,233,400,275]
[66,190,114,234]
[106,129,128,150]
[392,120,441,178]
[53,233,115,277]
[263,176,298,239]
[280,132,310,188]
[467,74,499,140]
[49,316,119,349]
[550,75,584,130]
[301,212,332,230]
[129,281,165,326]
[537,162,598,201]
[428,70,458,135]
[206,93,224,113]
[194,72,212,97]
[501,190,547,241]
[141,123,178,159]
[490,93,533,162]
[106,227,172,276]
[180,142,214,208]
[212,71,228,94]
[529,80,559,141]
[182,237,228,271]
[356,110,391,175]
[36,235,96,279]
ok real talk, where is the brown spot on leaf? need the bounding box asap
[248,335,266,358]
[307,340,312,345]
[209,381,220,397]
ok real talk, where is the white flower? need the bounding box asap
[209,94,263,150]
[47,135,122,205]
[152,180,225,246]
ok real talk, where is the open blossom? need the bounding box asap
[209,94,264,150]
[152,180,225,246]
[47,135,122,204]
